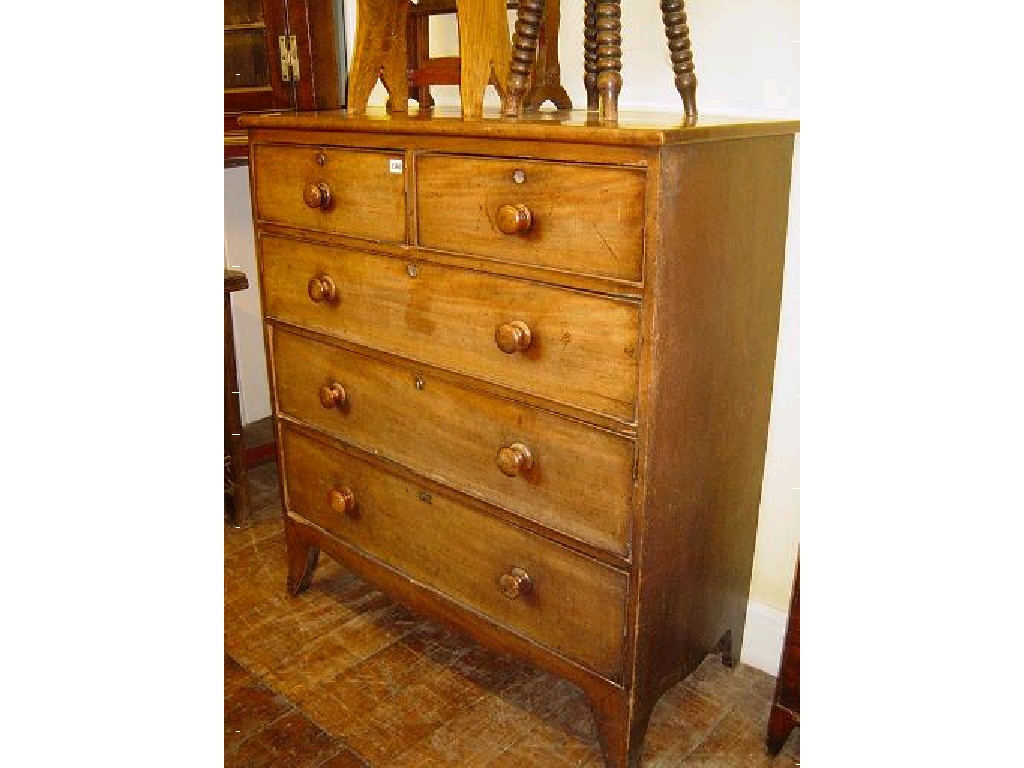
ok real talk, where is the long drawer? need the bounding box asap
[252,144,407,243]
[272,327,635,557]
[260,235,641,422]
[281,425,627,680]
[416,154,646,282]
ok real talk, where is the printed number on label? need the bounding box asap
[389,158,403,174]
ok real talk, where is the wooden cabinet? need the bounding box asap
[241,110,798,768]
[224,0,346,163]
[767,559,800,754]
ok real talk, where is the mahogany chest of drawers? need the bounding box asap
[241,109,797,768]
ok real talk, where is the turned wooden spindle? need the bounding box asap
[595,1,622,121]
[494,320,532,354]
[307,275,337,303]
[499,566,533,599]
[661,0,698,122]
[505,0,545,116]
[496,442,533,477]
[583,0,599,111]
[318,381,347,409]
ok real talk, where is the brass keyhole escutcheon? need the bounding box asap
[512,168,526,184]
[407,263,419,278]
[316,152,327,166]
[414,376,425,391]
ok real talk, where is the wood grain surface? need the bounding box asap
[417,154,646,282]
[272,326,636,557]
[281,425,628,680]
[253,144,407,242]
[260,235,642,421]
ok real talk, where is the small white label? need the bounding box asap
[389,158,404,174]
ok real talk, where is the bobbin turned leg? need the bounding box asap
[595,0,622,121]
[505,0,545,116]
[583,0,599,110]
[661,0,698,123]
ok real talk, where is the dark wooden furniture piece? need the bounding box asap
[407,0,462,109]
[508,0,697,121]
[240,109,798,768]
[767,559,800,755]
[407,0,571,111]
[225,269,251,527]
[224,0,345,164]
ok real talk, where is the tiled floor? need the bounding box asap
[225,461,800,767]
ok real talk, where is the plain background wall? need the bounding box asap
[225,0,800,662]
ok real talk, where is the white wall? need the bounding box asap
[226,0,799,671]
[224,166,271,424]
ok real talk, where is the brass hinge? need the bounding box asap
[279,35,300,82]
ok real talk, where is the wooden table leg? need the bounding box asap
[595,0,622,121]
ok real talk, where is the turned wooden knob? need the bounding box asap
[496,442,533,477]
[303,182,332,210]
[499,567,533,600]
[307,274,337,303]
[494,320,532,354]
[496,203,533,235]
[329,487,356,516]
[318,382,347,409]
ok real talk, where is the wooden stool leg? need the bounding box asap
[456,0,512,118]
[408,10,435,108]
[583,0,599,110]
[661,0,698,123]
[348,0,410,113]
[505,0,545,116]
[595,0,622,121]
[524,0,572,110]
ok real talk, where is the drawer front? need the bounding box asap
[273,328,635,556]
[282,426,627,680]
[416,154,646,282]
[261,235,641,421]
[253,144,407,242]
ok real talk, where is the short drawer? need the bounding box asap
[252,144,406,242]
[260,235,641,422]
[282,426,627,680]
[416,154,646,282]
[272,328,635,556]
